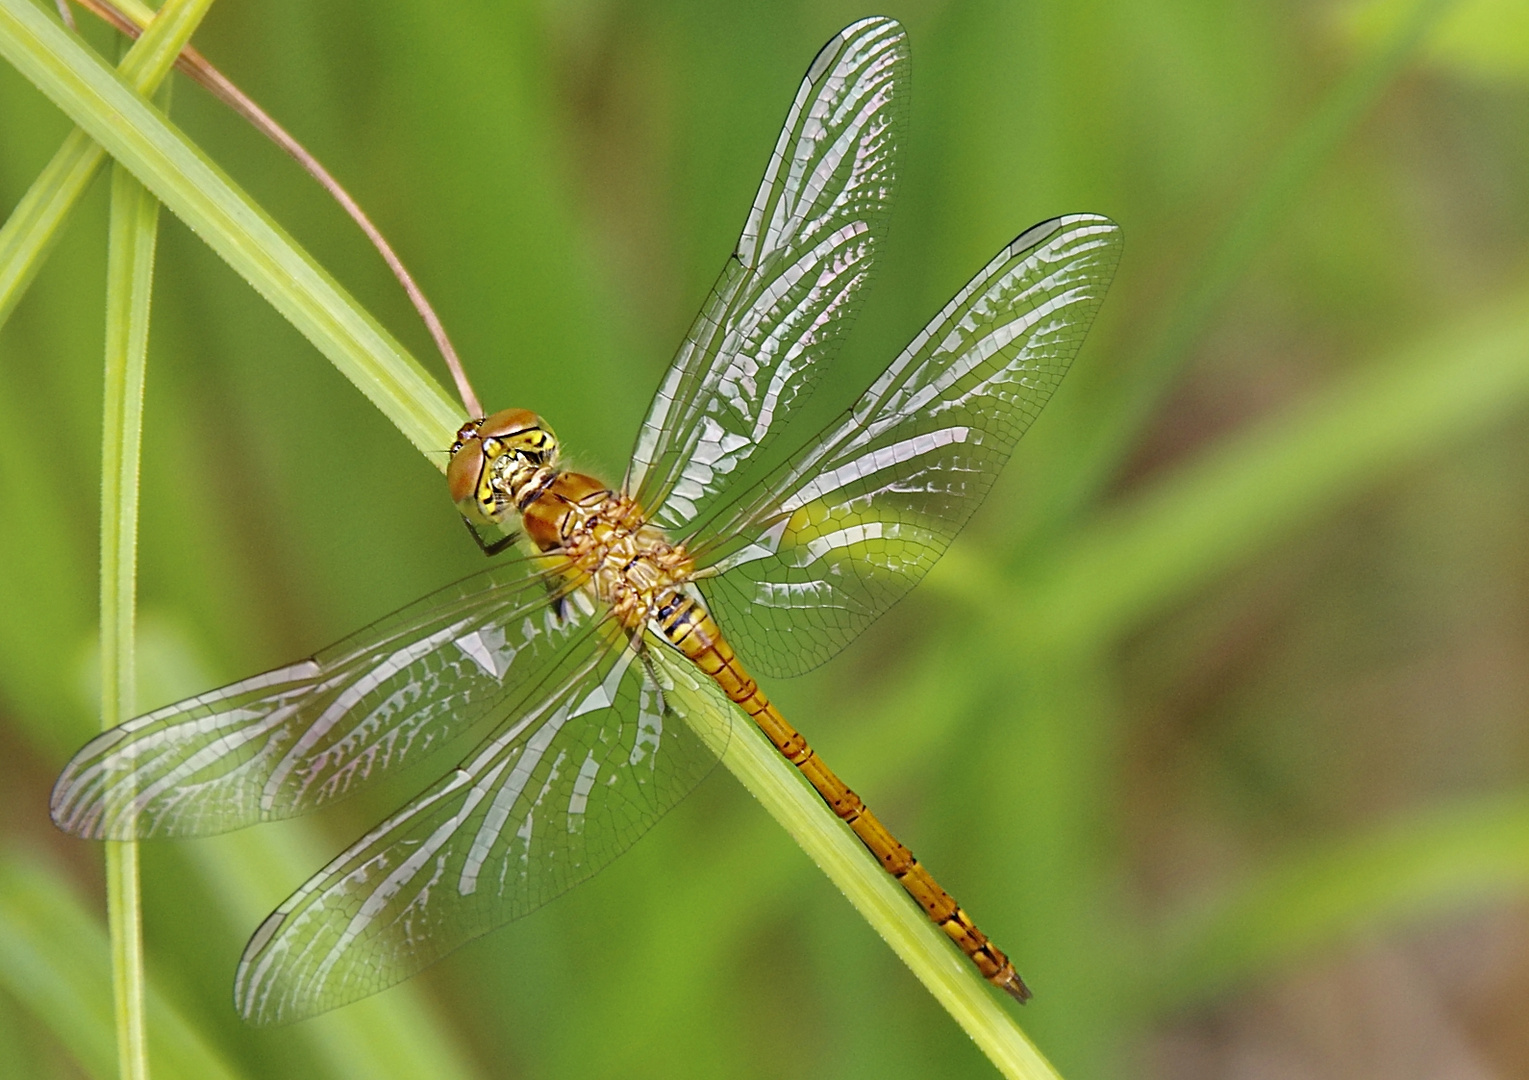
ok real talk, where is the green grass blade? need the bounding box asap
[1022,285,1529,645]
[0,0,217,330]
[913,284,1529,843]
[0,849,247,1080]
[1156,788,1529,1009]
[100,111,168,1078]
[1049,0,1454,523]
[0,0,462,458]
[919,283,1529,650]
[183,830,486,1080]
[653,648,1065,1080]
[0,125,106,329]
[53,628,491,1080]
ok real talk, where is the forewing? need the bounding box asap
[694,215,1123,677]
[51,558,593,839]
[627,17,908,531]
[232,630,726,1025]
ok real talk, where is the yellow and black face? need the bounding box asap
[447,408,559,525]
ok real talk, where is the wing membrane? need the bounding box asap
[233,630,725,1025]
[51,558,593,839]
[694,215,1123,677]
[627,17,908,531]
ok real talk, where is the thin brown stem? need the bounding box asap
[71,0,484,418]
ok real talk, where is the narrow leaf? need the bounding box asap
[0,0,217,329]
[654,648,1065,1080]
[0,0,462,457]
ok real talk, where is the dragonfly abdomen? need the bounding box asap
[656,590,1033,1002]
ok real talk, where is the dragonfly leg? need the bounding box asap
[461,514,519,557]
[542,576,571,623]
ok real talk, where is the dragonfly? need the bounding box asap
[52,16,1121,1025]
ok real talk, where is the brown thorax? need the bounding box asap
[449,409,695,633]
[552,486,694,631]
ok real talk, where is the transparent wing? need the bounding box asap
[233,628,726,1026]
[51,557,594,839]
[626,17,908,531]
[692,215,1123,677]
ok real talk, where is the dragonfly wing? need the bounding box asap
[233,630,726,1025]
[52,558,594,840]
[695,215,1123,677]
[627,17,908,531]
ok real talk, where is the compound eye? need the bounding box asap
[447,438,486,507]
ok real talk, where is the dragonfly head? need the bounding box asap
[448,408,560,524]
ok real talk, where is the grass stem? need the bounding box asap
[100,109,167,1080]
[0,0,215,331]
[654,649,1064,1080]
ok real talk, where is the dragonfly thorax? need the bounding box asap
[448,407,560,525]
[522,474,695,631]
[451,409,696,631]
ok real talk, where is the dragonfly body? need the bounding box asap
[450,408,1031,999]
[53,17,1119,1024]
[450,409,699,630]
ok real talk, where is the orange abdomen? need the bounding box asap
[654,589,1032,1002]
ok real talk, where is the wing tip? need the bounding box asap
[234,910,293,1027]
[807,16,906,83]
[48,762,79,832]
[1007,213,1122,260]
[49,735,121,839]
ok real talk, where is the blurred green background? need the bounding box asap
[3,0,1529,1076]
